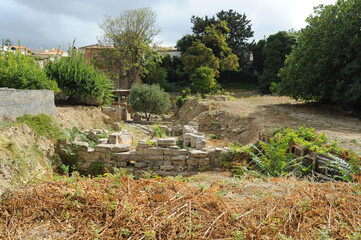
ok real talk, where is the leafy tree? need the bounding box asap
[0,51,59,92]
[278,0,361,110]
[45,48,114,105]
[202,21,239,71]
[176,34,199,53]
[259,31,296,94]
[140,50,167,86]
[182,40,220,75]
[128,84,171,121]
[161,54,189,88]
[98,7,160,88]
[191,10,253,64]
[251,39,266,75]
[2,39,13,46]
[191,67,218,95]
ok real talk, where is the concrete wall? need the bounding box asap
[0,88,57,119]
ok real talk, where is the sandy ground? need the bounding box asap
[173,95,361,154]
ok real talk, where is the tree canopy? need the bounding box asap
[128,84,171,121]
[191,9,253,65]
[278,0,361,110]
[259,31,296,94]
[98,7,160,87]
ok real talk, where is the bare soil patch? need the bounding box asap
[172,96,361,154]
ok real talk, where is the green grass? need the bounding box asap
[17,114,63,139]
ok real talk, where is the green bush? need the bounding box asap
[191,66,218,95]
[278,0,361,110]
[128,84,171,121]
[0,52,59,92]
[45,48,114,105]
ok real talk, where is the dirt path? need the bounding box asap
[173,95,361,154]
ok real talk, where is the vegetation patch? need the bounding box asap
[1,173,361,239]
[220,126,361,181]
[17,114,62,139]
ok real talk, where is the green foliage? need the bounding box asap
[209,134,218,139]
[278,0,361,110]
[90,162,105,176]
[175,88,191,108]
[258,31,296,94]
[202,21,239,71]
[220,126,361,181]
[191,66,218,95]
[251,39,266,75]
[45,47,114,105]
[17,114,62,139]
[161,55,189,87]
[153,126,166,138]
[128,84,171,121]
[0,52,59,92]
[190,9,254,64]
[182,40,220,76]
[176,34,200,53]
[99,7,160,87]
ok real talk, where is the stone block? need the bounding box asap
[113,144,131,153]
[135,162,147,168]
[137,140,149,148]
[164,148,182,156]
[113,151,138,162]
[148,147,165,155]
[198,158,210,167]
[195,139,206,150]
[94,144,113,153]
[73,141,89,152]
[108,133,121,144]
[190,150,208,158]
[145,155,163,161]
[172,124,183,136]
[160,165,175,171]
[188,121,199,132]
[98,138,108,144]
[157,138,177,147]
[187,158,199,166]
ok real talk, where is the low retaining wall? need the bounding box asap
[0,88,57,119]
[62,139,227,177]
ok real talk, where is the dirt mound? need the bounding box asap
[173,96,361,153]
[55,106,110,130]
[1,174,360,239]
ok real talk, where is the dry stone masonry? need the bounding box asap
[66,122,228,177]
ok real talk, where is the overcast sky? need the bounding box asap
[1,0,336,50]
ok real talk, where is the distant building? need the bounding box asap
[152,46,181,58]
[32,48,68,61]
[9,45,31,55]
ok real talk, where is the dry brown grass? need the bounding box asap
[1,173,361,240]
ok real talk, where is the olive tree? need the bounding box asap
[98,7,160,88]
[128,84,171,121]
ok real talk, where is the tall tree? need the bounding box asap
[98,7,160,88]
[259,31,296,94]
[182,40,219,76]
[278,0,361,110]
[251,39,266,75]
[190,10,253,66]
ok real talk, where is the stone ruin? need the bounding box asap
[60,121,228,177]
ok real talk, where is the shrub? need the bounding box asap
[45,48,114,105]
[0,52,59,92]
[191,67,218,95]
[128,84,171,121]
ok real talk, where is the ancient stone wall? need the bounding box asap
[74,138,226,177]
[0,88,57,119]
[60,122,228,177]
